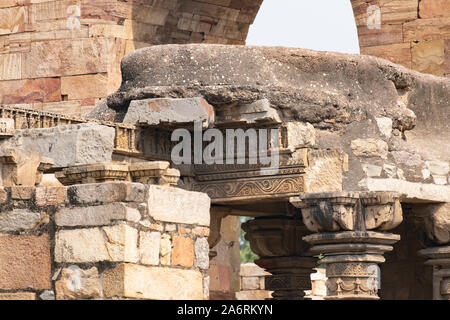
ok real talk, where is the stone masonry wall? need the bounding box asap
[0,0,263,117]
[0,182,211,300]
[351,0,450,76]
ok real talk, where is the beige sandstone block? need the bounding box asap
[68,182,146,205]
[0,292,36,300]
[240,263,270,277]
[0,187,6,204]
[419,0,450,18]
[241,276,260,290]
[147,185,211,226]
[160,233,172,266]
[235,290,272,300]
[351,139,389,159]
[412,40,446,76]
[103,264,204,300]
[61,74,108,100]
[172,235,195,268]
[139,231,161,265]
[357,24,403,47]
[55,224,139,263]
[55,266,101,300]
[55,228,110,263]
[35,186,67,206]
[103,224,139,263]
[0,209,47,233]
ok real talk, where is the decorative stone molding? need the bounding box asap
[292,191,403,300]
[55,161,180,186]
[242,216,317,300]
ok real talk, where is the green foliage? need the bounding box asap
[239,217,259,263]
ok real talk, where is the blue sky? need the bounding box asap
[246,0,360,54]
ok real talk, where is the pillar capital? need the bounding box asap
[419,245,450,300]
[242,216,317,300]
[292,191,403,300]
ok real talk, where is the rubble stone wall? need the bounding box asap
[0,182,211,300]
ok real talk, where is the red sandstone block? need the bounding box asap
[0,78,61,104]
[35,186,67,206]
[0,234,52,290]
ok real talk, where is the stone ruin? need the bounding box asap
[0,1,449,301]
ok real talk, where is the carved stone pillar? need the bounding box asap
[291,191,403,300]
[419,203,450,300]
[242,216,317,300]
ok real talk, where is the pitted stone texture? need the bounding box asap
[139,231,161,266]
[195,237,210,270]
[123,97,215,128]
[0,209,47,232]
[3,123,115,168]
[351,139,389,159]
[0,234,51,290]
[147,185,210,226]
[103,264,204,300]
[55,225,138,263]
[55,266,101,300]
[68,182,146,205]
[284,122,316,148]
[106,45,429,133]
[56,203,141,227]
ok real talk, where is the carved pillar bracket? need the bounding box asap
[242,216,317,300]
[291,191,403,300]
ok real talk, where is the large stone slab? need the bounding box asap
[123,97,215,128]
[147,185,211,226]
[103,264,204,300]
[0,234,51,290]
[2,123,115,168]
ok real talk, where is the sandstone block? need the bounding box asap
[235,290,272,300]
[55,224,139,263]
[241,276,260,290]
[361,43,412,69]
[0,187,6,204]
[0,118,14,137]
[68,182,146,205]
[147,185,210,226]
[10,186,35,200]
[0,148,46,186]
[351,139,389,159]
[56,203,141,227]
[55,266,101,300]
[0,292,36,300]
[0,78,61,105]
[412,40,446,76]
[160,233,172,266]
[0,6,26,36]
[103,224,139,263]
[139,231,161,265]
[0,234,51,290]
[172,235,195,267]
[0,209,47,232]
[123,98,215,128]
[61,74,108,100]
[55,228,109,263]
[419,0,450,18]
[426,161,450,175]
[194,237,210,270]
[283,122,316,148]
[35,186,67,206]
[103,264,204,300]
[240,263,270,277]
[8,123,115,168]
